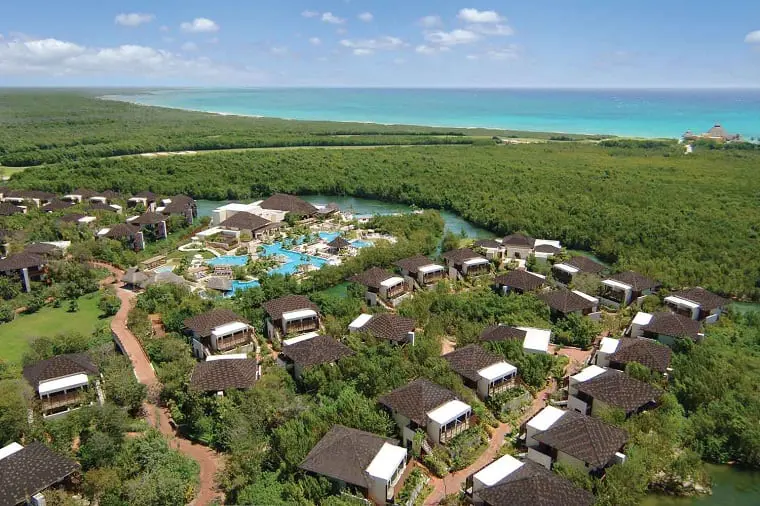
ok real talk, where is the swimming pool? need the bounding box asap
[230,280,260,294]
[153,265,175,273]
[351,240,373,248]
[206,255,249,267]
[318,231,372,249]
[261,242,329,276]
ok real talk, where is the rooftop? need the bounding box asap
[281,335,354,368]
[539,289,597,314]
[219,211,272,231]
[378,378,458,426]
[501,234,535,248]
[480,325,527,343]
[262,294,319,320]
[609,271,660,292]
[494,270,546,292]
[259,193,318,216]
[350,267,397,290]
[361,313,416,343]
[575,369,662,413]
[0,442,80,505]
[189,358,258,392]
[23,353,98,389]
[643,312,702,340]
[565,256,606,274]
[669,287,729,313]
[609,338,672,373]
[396,255,442,275]
[442,247,486,266]
[130,211,167,225]
[443,344,509,383]
[183,309,249,338]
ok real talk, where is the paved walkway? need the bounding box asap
[94,262,223,506]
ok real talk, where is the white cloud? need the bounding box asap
[340,36,405,51]
[181,42,198,52]
[420,15,443,28]
[358,12,373,22]
[425,29,479,46]
[457,8,504,23]
[321,12,345,24]
[115,13,154,27]
[745,30,760,43]
[180,18,219,33]
[486,45,519,60]
[466,54,478,60]
[309,37,322,45]
[415,45,436,55]
[353,48,372,56]
[270,46,288,55]
[468,24,514,36]
[302,10,320,18]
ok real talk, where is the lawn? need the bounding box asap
[0,293,109,364]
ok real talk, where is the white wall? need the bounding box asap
[527,447,553,469]
[476,378,489,400]
[427,419,441,444]
[368,477,387,505]
[568,395,589,415]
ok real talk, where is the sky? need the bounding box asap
[1,0,760,88]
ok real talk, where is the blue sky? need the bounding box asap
[1,0,759,87]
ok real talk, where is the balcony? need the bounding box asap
[421,272,445,285]
[488,376,516,396]
[41,389,86,413]
[284,318,320,335]
[439,416,470,444]
[464,264,489,277]
[215,331,253,352]
[386,285,407,300]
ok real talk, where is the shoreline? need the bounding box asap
[101,94,658,140]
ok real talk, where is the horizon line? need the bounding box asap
[2,85,760,91]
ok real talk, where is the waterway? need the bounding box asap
[643,465,760,506]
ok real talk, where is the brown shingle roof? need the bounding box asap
[0,252,45,272]
[378,378,458,426]
[609,338,672,373]
[121,267,149,286]
[327,236,352,249]
[539,290,597,314]
[350,267,396,290]
[104,223,139,239]
[0,442,80,505]
[480,325,528,342]
[442,248,485,266]
[59,213,87,223]
[494,270,545,292]
[502,234,535,248]
[92,190,121,200]
[565,256,606,274]
[0,202,24,216]
[162,195,196,215]
[259,193,318,216]
[205,277,233,292]
[219,211,271,231]
[69,188,96,198]
[281,335,354,368]
[23,243,59,256]
[133,191,159,200]
[609,271,660,292]
[477,460,595,506]
[5,190,56,200]
[262,294,319,320]
[361,313,416,343]
[130,211,166,225]
[23,353,98,388]
[183,309,249,338]
[443,344,506,383]
[534,244,561,254]
[474,239,503,249]
[395,255,440,275]
[89,202,119,213]
[42,199,75,212]
[189,358,258,392]
[670,287,729,313]
[532,410,628,468]
[643,312,701,340]
[299,425,398,489]
[575,369,662,414]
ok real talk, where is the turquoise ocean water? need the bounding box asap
[109,88,760,139]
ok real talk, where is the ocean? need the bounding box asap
[108,88,760,139]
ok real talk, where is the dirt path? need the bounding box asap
[93,262,223,506]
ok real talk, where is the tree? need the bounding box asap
[441,231,461,253]
[552,313,601,349]
[102,356,147,414]
[0,379,30,445]
[98,291,121,316]
[0,303,15,323]
[0,276,20,300]
[569,273,601,296]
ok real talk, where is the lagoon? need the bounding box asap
[644,465,760,506]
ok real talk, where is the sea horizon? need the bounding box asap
[100,87,760,139]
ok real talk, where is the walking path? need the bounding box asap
[94,262,223,506]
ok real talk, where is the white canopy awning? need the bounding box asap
[380,276,405,288]
[428,399,471,425]
[602,279,632,291]
[632,311,654,326]
[554,263,579,274]
[473,454,523,487]
[282,309,318,321]
[571,365,607,383]
[517,327,552,353]
[599,337,620,355]
[38,373,89,396]
[664,295,700,309]
[478,361,517,381]
[463,258,489,267]
[365,443,407,481]
[206,354,249,361]
[282,332,319,346]
[211,321,249,337]
[418,264,444,274]
[572,290,599,303]
[527,405,566,431]
[348,313,373,330]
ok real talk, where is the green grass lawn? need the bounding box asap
[0,293,109,364]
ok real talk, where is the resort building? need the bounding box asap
[350,267,409,307]
[539,289,599,320]
[22,353,102,418]
[127,191,159,211]
[526,407,628,473]
[160,195,198,225]
[61,188,95,203]
[211,201,287,226]
[121,267,150,290]
[1,190,55,207]
[442,248,490,279]
[41,198,75,213]
[395,255,446,290]
[349,313,416,345]
[128,211,169,241]
[89,190,121,205]
[189,356,260,396]
[300,425,408,506]
[279,334,354,379]
[569,366,661,417]
[552,256,606,285]
[259,193,319,218]
[0,251,48,292]
[480,325,552,354]
[467,454,594,506]
[263,294,321,341]
[493,270,546,295]
[640,312,703,347]
[218,211,280,239]
[60,213,97,227]
[473,239,505,262]
[664,287,729,323]
[99,222,144,250]
[0,202,26,216]
[443,344,518,400]
[532,240,562,261]
[379,378,472,446]
[89,201,123,214]
[600,271,660,307]
[683,124,741,142]
[501,234,535,260]
[0,441,80,506]
[595,337,672,374]
[183,309,255,359]
[326,236,354,255]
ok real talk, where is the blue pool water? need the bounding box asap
[230,280,260,294]
[153,265,175,273]
[260,242,328,276]
[318,231,340,242]
[351,240,373,248]
[206,255,249,267]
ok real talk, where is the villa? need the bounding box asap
[22,353,102,418]
[350,267,409,307]
[160,195,198,225]
[395,255,446,290]
[532,241,562,261]
[664,287,729,323]
[442,248,490,279]
[0,202,25,216]
[183,309,256,359]
[640,312,703,346]
[349,313,416,345]
[443,344,518,400]
[473,239,505,262]
[211,201,287,226]
[501,234,535,260]
[127,191,159,211]
[526,406,628,473]
[128,211,169,240]
[552,256,606,285]
[61,188,95,203]
[568,366,661,417]
[1,190,55,207]
[494,270,546,295]
[467,454,594,506]
[595,337,672,374]
[218,211,280,239]
[600,271,660,307]
[0,442,80,506]
[480,325,552,354]
[41,198,75,213]
[89,201,123,214]
[0,251,48,292]
[280,334,354,379]
[259,193,319,218]
[300,425,408,506]
[263,294,321,341]
[89,190,121,205]
[379,378,472,446]
[539,289,599,320]
[121,267,150,290]
[683,124,741,142]
[189,356,260,395]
